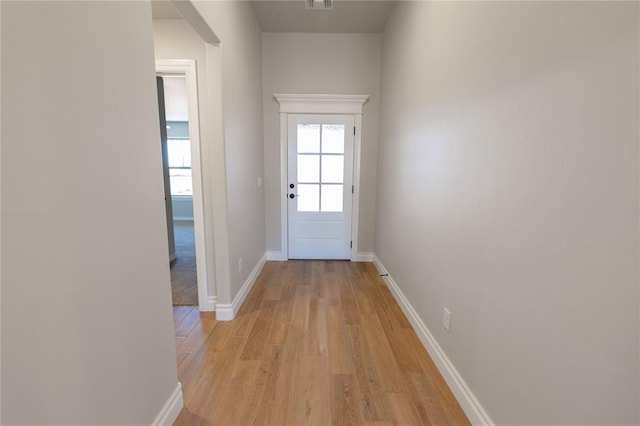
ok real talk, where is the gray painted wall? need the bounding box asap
[192,1,266,305]
[376,1,639,423]
[1,1,179,423]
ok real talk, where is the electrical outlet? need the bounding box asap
[443,307,451,332]
[238,258,243,273]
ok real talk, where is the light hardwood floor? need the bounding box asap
[172,260,470,425]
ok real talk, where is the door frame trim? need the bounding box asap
[274,94,369,261]
[157,59,212,312]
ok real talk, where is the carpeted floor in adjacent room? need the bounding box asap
[171,220,198,306]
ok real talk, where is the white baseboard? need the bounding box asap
[352,252,375,262]
[216,254,267,321]
[151,382,183,426]
[200,295,216,312]
[266,251,287,261]
[267,251,374,262]
[373,256,493,425]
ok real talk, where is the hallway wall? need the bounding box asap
[1,1,179,423]
[153,18,216,299]
[192,1,266,305]
[262,33,382,256]
[376,1,639,423]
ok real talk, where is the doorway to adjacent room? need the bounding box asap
[156,60,208,307]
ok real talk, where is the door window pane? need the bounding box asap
[321,155,344,183]
[321,185,343,212]
[298,124,320,153]
[322,124,344,153]
[298,155,320,182]
[297,184,320,212]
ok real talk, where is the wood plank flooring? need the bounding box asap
[172,261,470,425]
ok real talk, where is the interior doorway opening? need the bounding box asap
[156,60,210,311]
[158,74,198,305]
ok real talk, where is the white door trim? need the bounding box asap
[274,94,369,261]
[157,59,213,312]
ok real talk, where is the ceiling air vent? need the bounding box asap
[306,0,333,10]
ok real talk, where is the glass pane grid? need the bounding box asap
[296,122,345,213]
[296,184,344,213]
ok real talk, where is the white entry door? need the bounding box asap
[288,114,354,259]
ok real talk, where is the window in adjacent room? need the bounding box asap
[167,129,192,196]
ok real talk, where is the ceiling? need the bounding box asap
[252,1,395,33]
[151,1,182,19]
[151,1,396,34]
